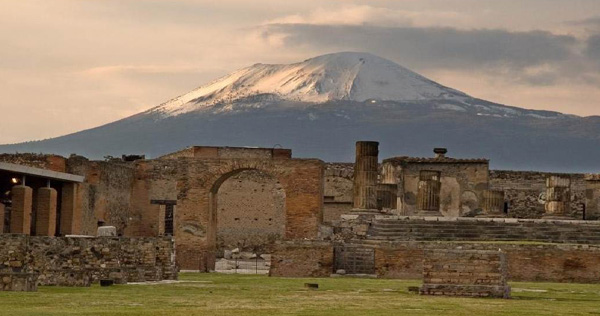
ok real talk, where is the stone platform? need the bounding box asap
[419,249,510,298]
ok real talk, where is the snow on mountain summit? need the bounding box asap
[154,52,470,116]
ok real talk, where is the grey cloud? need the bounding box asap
[586,35,600,60]
[263,24,578,70]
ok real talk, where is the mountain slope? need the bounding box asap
[1,52,598,172]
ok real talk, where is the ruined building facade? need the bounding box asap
[2,142,600,279]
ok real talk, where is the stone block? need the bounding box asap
[97,226,117,237]
[0,272,38,292]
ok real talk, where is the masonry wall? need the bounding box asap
[0,234,177,285]
[66,156,136,235]
[127,156,324,270]
[216,170,286,255]
[269,241,334,277]
[323,163,354,223]
[490,170,586,219]
[272,240,600,283]
[382,162,489,216]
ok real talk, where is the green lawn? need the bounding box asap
[1,273,600,315]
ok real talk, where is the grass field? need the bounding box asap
[1,273,600,315]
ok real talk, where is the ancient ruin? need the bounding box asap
[1,141,600,291]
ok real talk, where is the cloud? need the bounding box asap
[586,35,600,60]
[261,24,578,70]
[266,5,467,28]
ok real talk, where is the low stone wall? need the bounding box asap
[0,234,177,286]
[275,240,600,283]
[269,241,334,277]
[420,249,510,298]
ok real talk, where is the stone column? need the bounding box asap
[353,141,379,210]
[544,175,571,219]
[60,182,81,235]
[416,171,442,216]
[0,202,5,234]
[10,185,33,234]
[35,187,58,236]
[481,190,505,217]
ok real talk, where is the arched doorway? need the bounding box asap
[208,168,285,273]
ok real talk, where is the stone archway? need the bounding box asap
[205,166,286,271]
[209,169,286,272]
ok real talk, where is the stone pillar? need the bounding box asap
[60,182,80,235]
[0,202,5,234]
[584,174,600,220]
[481,190,506,217]
[353,141,379,210]
[35,187,58,236]
[544,175,571,219]
[10,185,33,234]
[416,171,442,216]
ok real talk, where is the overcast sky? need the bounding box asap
[1,0,600,144]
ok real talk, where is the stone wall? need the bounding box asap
[66,156,136,235]
[269,241,334,277]
[216,170,286,255]
[273,239,600,283]
[420,249,510,298]
[323,163,354,223]
[490,170,586,219]
[0,234,177,286]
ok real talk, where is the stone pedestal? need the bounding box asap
[353,141,379,210]
[35,187,58,236]
[10,185,33,235]
[480,190,506,218]
[420,249,510,299]
[97,226,117,237]
[544,176,571,219]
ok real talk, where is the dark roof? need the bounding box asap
[383,156,489,165]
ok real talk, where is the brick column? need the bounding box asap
[353,141,379,210]
[10,185,33,234]
[60,183,81,235]
[0,202,5,234]
[544,175,571,219]
[35,187,58,236]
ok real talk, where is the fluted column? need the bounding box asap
[353,141,379,210]
[544,175,571,219]
[10,185,33,234]
[481,190,505,217]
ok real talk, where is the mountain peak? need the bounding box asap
[154,52,469,116]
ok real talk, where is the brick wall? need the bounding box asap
[270,241,334,277]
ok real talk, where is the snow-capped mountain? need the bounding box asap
[1,52,598,172]
[155,52,469,116]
